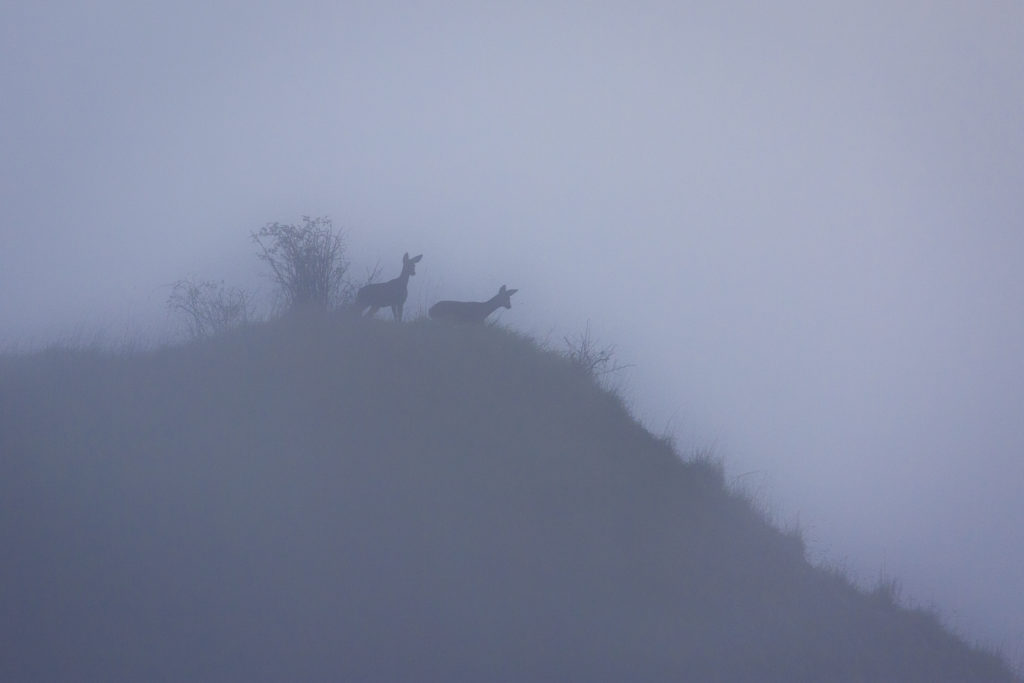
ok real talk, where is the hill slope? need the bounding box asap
[1,314,1016,682]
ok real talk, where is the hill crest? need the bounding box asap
[0,314,1016,681]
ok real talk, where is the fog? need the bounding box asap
[2,0,1022,662]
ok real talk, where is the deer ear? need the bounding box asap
[403,252,410,262]
[412,254,422,263]
[507,288,518,296]
[499,285,506,293]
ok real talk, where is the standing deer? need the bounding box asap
[354,252,423,321]
[428,285,519,324]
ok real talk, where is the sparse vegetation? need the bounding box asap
[166,277,253,340]
[562,320,631,378]
[872,572,905,608]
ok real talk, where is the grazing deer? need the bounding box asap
[354,252,423,321]
[428,285,519,324]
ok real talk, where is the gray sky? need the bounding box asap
[3,0,1022,662]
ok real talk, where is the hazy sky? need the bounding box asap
[3,0,1022,662]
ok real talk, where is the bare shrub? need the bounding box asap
[563,321,631,378]
[252,216,350,312]
[167,278,252,340]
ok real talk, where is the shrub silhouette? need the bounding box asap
[252,216,350,312]
[166,278,252,340]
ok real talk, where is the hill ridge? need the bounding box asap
[1,313,1016,681]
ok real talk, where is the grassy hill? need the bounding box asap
[1,313,1016,681]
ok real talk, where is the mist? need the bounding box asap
[2,0,1022,663]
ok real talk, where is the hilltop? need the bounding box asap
[0,314,1016,681]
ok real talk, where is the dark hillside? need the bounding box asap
[1,314,1016,681]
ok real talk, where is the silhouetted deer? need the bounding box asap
[428,285,518,324]
[354,252,423,321]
